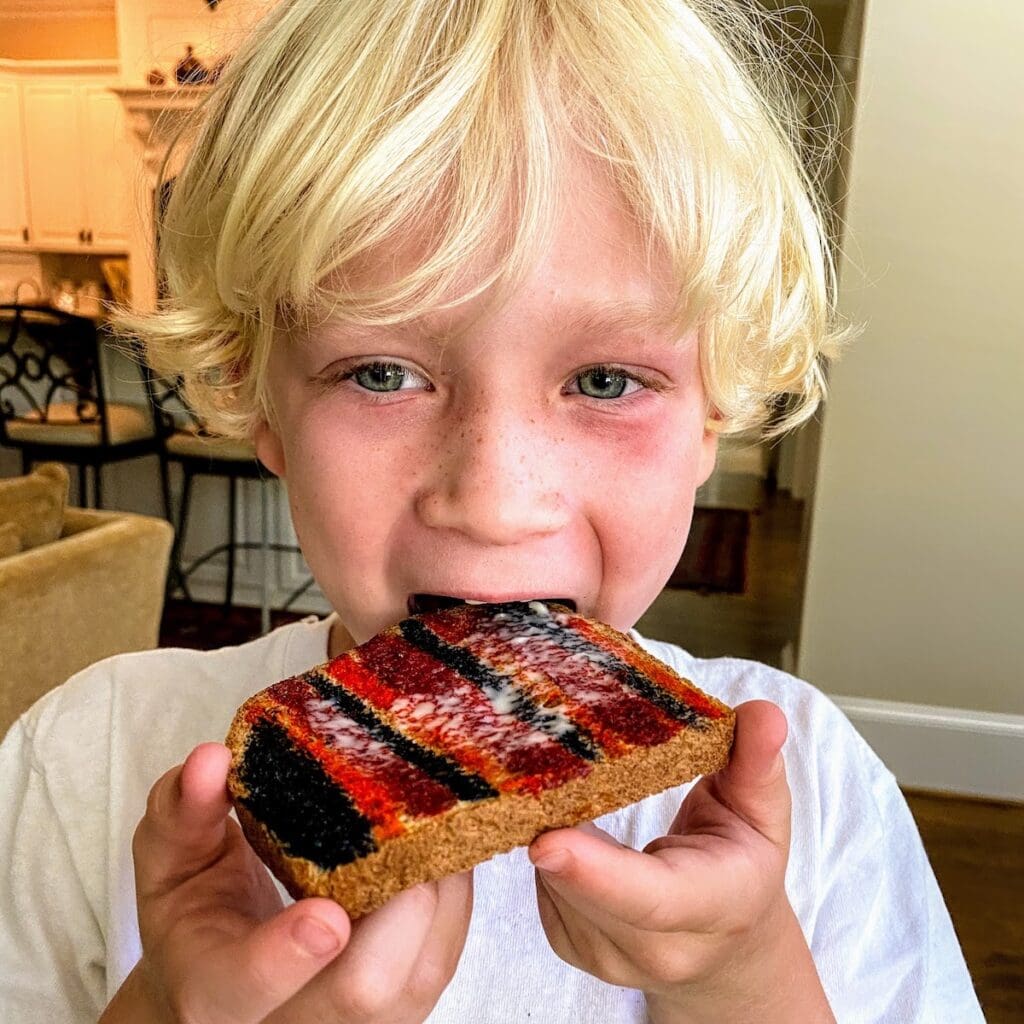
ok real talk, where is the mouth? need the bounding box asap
[407,594,578,616]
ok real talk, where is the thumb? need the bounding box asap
[196,898,351,1022]
[706,700,790,846]
[134,742,234,898]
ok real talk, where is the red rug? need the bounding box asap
[666,507,750,595]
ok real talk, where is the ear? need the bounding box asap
[696,420,719,487]
[253,418,286,478]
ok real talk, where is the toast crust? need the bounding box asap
[228,709,733,919]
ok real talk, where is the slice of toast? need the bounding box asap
[226,600,734,918]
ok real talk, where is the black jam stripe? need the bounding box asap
[304,671,498,802]
[237,716,377,871]
[399,617,600,762]
[501,605,707,729]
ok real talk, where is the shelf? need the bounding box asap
[0,245,129,257]
[110,85,211,112]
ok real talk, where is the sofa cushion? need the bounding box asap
[4,402,155,446]
[0,463,70,550]
[165,428,257,462]
[0,522,21,559]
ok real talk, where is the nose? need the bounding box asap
[415,400,571,546]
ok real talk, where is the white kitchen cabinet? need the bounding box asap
[0,63,130,254]
[78,83,133,249]
[0,79,30,248]
[20,79,84,249]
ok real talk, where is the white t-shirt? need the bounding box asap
[0,614,983,1023]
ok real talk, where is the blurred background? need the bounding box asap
[0,2,1020,1018]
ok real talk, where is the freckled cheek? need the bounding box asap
[579,412,705,586]
[577,410,703,498]
[285,408,429,528]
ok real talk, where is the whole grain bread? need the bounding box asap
[226,600,734,918]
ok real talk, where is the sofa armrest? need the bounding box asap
[0,509,174,735]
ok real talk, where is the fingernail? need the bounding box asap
[533,847,571,874]
[293,916,341,956]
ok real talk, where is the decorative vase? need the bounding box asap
[174,45,208,86]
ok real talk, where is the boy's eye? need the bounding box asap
[571,366,644,400]
[346,361,426,393]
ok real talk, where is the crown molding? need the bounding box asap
[0,1,115,17]
[0,57,118,73]
[111,84,208,176]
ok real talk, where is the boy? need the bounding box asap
[0,1,983,1021]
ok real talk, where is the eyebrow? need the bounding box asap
[308,297,677,347]
[552,299,675,338]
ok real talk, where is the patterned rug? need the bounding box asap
[666,507,751,595]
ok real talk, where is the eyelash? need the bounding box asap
[565,364,658,400]
[324,360,663,403]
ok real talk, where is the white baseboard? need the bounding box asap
[834,696,1024,802]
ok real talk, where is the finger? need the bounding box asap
[529,824,697,933]
[285,871,473,1017]
[193,898,351,1023]
[404,870,474,994]
[703,700,790,845]
[134,743,233,898]
[534,870,600,970]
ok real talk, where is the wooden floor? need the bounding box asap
[637,476,1024,1020]
[904,791,1024,1023]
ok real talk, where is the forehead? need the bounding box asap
[315,151,681,340]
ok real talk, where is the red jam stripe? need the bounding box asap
[396,618,601,764]
[430,609,683,752]
[304,665,497,804]
[349,629,594,796]
[426,610,652,753]
[565,614,728,721]
[249,677,458,837]
[459,603,716,727]
[324,645,506,784]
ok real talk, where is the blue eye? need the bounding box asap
[346,361,425,393]
[574,366,643,400]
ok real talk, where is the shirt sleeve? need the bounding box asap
[0,717,107,1023]
[807,717,986,1024]
[609,638,986,1023]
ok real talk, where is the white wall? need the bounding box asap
[799,0,1024,717]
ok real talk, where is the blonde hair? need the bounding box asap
[118,0,857,441]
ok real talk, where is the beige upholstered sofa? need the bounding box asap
[0,463,173,736]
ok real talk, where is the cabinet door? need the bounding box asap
[21,80,87,249]
[79,82,133,250]
[0,79,30,248]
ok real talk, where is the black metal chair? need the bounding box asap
[140,362,313,632]
[0,304,158,506]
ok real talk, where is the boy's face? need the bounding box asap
[255,155,718,655]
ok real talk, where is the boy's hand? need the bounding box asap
[101,743,472,1024]
[528,701,835,1024]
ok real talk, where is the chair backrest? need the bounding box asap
[133,347,211,444]
[0,304,111,447]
